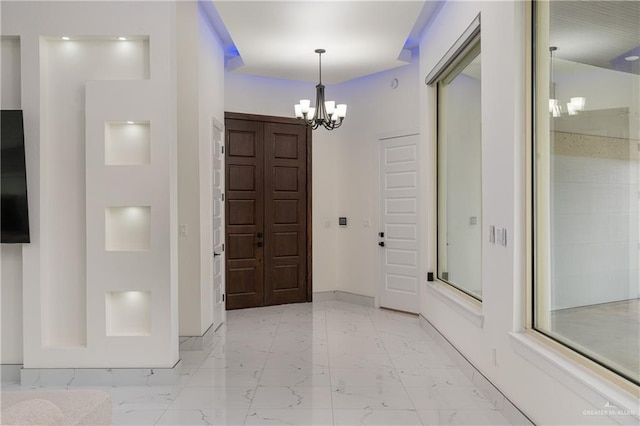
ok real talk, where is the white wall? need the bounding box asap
[224,72,339,294]
[1,245,23,364]
[1,36,24,364]
[2,0,179,368]
[177,1,202,337]
[176,1,226,337]
[331,60,420,298]
[419,2,636,424]
[224,60,420,298]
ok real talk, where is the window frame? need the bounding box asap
[428,15,483,302]
[529,0,640,388]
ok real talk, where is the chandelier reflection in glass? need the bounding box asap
[294,49,347,130]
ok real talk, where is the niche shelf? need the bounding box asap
[105,206,150,251]
[105,121,150,165]
[105,291,151,336]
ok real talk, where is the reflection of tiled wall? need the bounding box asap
[552,132,640,310]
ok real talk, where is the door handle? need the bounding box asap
[214,252,221,257]
[378,241,385,247]
[257,242,263,248]
[257,232,263,238]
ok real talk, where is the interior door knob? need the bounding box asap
[379,241,385,247]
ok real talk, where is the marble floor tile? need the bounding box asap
[186,368,262,388]
[331,386,415,410]
[168,386,256,410]
[111,408,165,425]
[435,386,496,410]
[406,386,495,410]
[329,353,395,370]
[390,352,457,370]
[250,386,332,409]
[4,301,520,425]
[109,386,181,410]
[418,409,511,425]
[328,336,387,354]
[270,337,329,354]
[156,408,249,425]
[333,408,423,425]
[397,368,473,388]
[200,352,268,370]
[244,408,334,425]
[259,368,331,387]
[331,368,403,388]
[403,387,445,410]
[263,351,330,370]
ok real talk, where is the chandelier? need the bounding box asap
[548,46,586,117]
[294,49,347,130]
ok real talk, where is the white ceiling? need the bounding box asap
[551,1,639,74]
[210,1,441,84]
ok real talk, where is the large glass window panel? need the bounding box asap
[533,0,640,385]
[437,41,482,300]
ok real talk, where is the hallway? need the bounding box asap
[113,301,512,425]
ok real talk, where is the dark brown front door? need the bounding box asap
[225,113,311,309]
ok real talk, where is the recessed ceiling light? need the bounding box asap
[118,37,127,41]
[61,36,70,41]
[126,121,135,124]
[624,55,639,62]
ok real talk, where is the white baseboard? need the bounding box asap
[313,291,375,307]
[1,364,21,384]
[179,323,217,351]
[419,315,534,426]
[18,360,182,387]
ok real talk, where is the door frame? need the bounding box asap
[376,130,420,312]
[211,116,226,329]
[224,111,313,303]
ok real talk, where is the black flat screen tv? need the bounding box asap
[1,110,30,243]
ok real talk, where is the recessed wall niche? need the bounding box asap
[105,291,151,336]
[105,121,150,165]
[105,206,150,251]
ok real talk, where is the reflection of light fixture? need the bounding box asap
[294,49,347,130]
[549,47,561,117]
[569,97,585,113]
[624,55,639,62]
[118,37,127,41]
[61,36,70,41]
[548,47,586,118]
[126,121,135,124]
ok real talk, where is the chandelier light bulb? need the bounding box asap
[299,99,310,114]
[325,101,335,114]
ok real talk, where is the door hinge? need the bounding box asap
[222,243,225,252]
[222,294,225,302]
[222,193,225,201]
[222,145,225,154]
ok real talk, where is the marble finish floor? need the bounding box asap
[2,301,511,425]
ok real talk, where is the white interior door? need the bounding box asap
[378,133,420,313]
[212,120,225,329]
